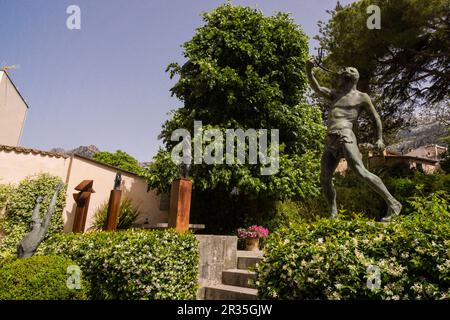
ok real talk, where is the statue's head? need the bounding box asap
[337,67,359,88]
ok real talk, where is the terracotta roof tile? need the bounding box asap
[0,145,69,159]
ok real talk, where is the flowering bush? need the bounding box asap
[39,229,199,300]
[237,225,269,239]
[256,192,450,300]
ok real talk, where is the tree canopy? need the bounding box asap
[315,0,449,141]
[156,4,325,201]
[146,149,179,195]
[92,150,144,176]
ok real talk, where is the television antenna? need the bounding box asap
[0,63,20,73]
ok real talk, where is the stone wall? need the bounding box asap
[196,235,237,299]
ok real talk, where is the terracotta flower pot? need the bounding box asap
[245,237,260,251]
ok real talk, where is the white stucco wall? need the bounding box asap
[64,156,168,232]
[0,148,168,232]
[0,71,28,147]
[0,149,70,185]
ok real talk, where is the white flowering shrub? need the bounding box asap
[256,192,450,300]
[39,229,199,300]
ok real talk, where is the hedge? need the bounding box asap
[0,255,89,300]
[256,192,450,299]
[39,229,199,300]
[386,173,450,213]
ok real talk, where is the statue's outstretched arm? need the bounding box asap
[306,58,333,101]
[40,182,65,238]
[31,196,43,222]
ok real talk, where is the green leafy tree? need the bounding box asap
[92,150,144,176]
[146,149,179,195]
[150,4,326,233]
[315,0,450,142]
[157,4,325,202]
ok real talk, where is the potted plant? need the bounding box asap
[237,225,269,251]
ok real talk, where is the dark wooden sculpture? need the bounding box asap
[72,180,95,232]
[105,172,122,231]
[168,177,192,233]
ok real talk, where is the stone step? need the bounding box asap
[237,250,264,270]
[204,284,258,300]
[222,269,257,288]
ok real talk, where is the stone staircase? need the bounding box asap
[203,250,263,300]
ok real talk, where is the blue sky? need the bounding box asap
[1,0,355,161]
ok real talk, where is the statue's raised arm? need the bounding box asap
[39,182,65,239]
[17,182,65,258]
[306,57,334,101]
[31,195,43,223]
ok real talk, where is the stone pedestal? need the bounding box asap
[168,178,192,232]
[105,189,122,231]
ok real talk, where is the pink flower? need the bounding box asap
[237,225,269,239]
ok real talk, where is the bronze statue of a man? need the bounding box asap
[306,58,402,221]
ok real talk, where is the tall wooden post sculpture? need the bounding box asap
[72,180,95,233]
[105,172,122,231]
[168,163,192,232]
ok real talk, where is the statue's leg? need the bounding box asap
[342,142,402,221]
[320,149,340,218]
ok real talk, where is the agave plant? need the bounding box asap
[90,197,140,231]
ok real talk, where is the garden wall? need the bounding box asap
[0,145,168,231]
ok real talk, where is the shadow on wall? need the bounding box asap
[65,203,78,232]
